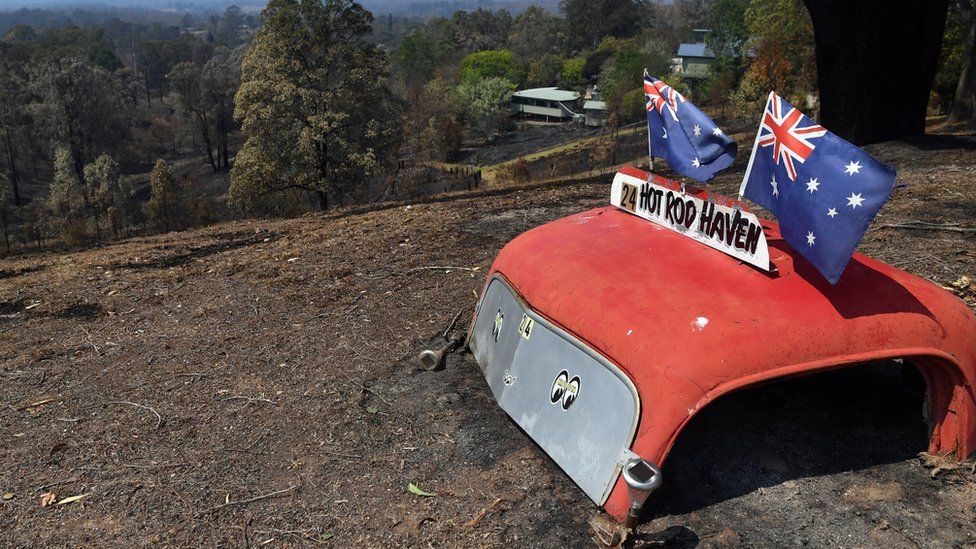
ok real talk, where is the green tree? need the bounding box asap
[561,0,650,52]
[168,50,239,173]
[217,5,245,46]
[730,0,816,116]
[562,56,586,88]
[450,8,513,52]
[47,146,86,240]
[231,0,401,211]
[0,44,29,206]
[146,159,182,232]
[395,32,439,92]
[525,54,566,88]
[408,78,463,162]
[456,76,514,140]
[705,0,750,78]
[508,6,565,58]
[459,50,520,83]
[596,38,669,122]
[84,154,132,238]
[30,59,131,187]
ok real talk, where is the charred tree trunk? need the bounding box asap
[317,190,328,210]
[802,0,949,144]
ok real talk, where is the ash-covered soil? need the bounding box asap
[1,133,974,547]
[457,123,601,166]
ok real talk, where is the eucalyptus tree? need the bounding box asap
[230,0,401,212]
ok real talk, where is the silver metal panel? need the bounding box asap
[469,275,640,505]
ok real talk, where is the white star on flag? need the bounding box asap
[806,177,820,193]
[693,124,702,137]
[847,192,865,208]
[692,158,701,168]
[806,231,816,246]
[827,207,838,218]
[770,175,779,197]
[844,160,862,175]
[662,128,668,139]
[712,127,723,137]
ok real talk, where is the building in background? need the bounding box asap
[511,87,582,123]
[672,29,715,79]
[583,98,608,127]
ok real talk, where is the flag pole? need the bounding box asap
[644,69,654,175]
[738,91,775,201]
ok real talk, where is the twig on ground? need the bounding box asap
[443,308,466,339]
[195,485,297,516]
[108,400,164,430]
[322,449,362,460]
[218,395,277,405]
[16,396,56,410]
[408,265,480,273]
[120,462,191,469]
[37,476,80,492]
[336,367,393,406]
[81,328,100,354]
[465,497,504,528]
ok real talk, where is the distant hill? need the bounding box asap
[0,0,562,17]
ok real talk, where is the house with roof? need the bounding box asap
[672,29,716,79]
[510,87,582,123]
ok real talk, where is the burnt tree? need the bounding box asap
[802,0,948,144]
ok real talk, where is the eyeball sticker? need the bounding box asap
[549,370,581,410]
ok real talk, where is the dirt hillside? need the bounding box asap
[1,133,975,547]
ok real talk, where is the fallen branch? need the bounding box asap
[108,400,164,430]
[195,485,297,516]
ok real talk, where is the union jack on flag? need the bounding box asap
[643,75,684,121]
[740,92,896,284]
[643,70,735,182]
[756,93,827,181]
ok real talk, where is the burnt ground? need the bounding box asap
[457,123,602,166]
[1,132,975,547]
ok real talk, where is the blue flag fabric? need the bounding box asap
[739,92,896,284]
[644,72,736,182]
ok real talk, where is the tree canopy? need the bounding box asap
[230,0,401,211]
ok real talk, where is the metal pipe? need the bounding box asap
[621,457,663,529]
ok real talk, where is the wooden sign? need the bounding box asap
[610,170,771,271]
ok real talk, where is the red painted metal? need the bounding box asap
[482,166,976,522]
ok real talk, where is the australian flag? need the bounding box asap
[739,92,896,284]
[644,71,736,182]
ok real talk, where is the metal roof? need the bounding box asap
[583,100,607,111]
[677,42,715,58]
[512,87,580,102]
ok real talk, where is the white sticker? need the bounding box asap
[518,314,534,340]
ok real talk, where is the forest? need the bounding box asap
[0,0,973,254]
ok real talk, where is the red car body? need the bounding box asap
[476,166,976,522]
